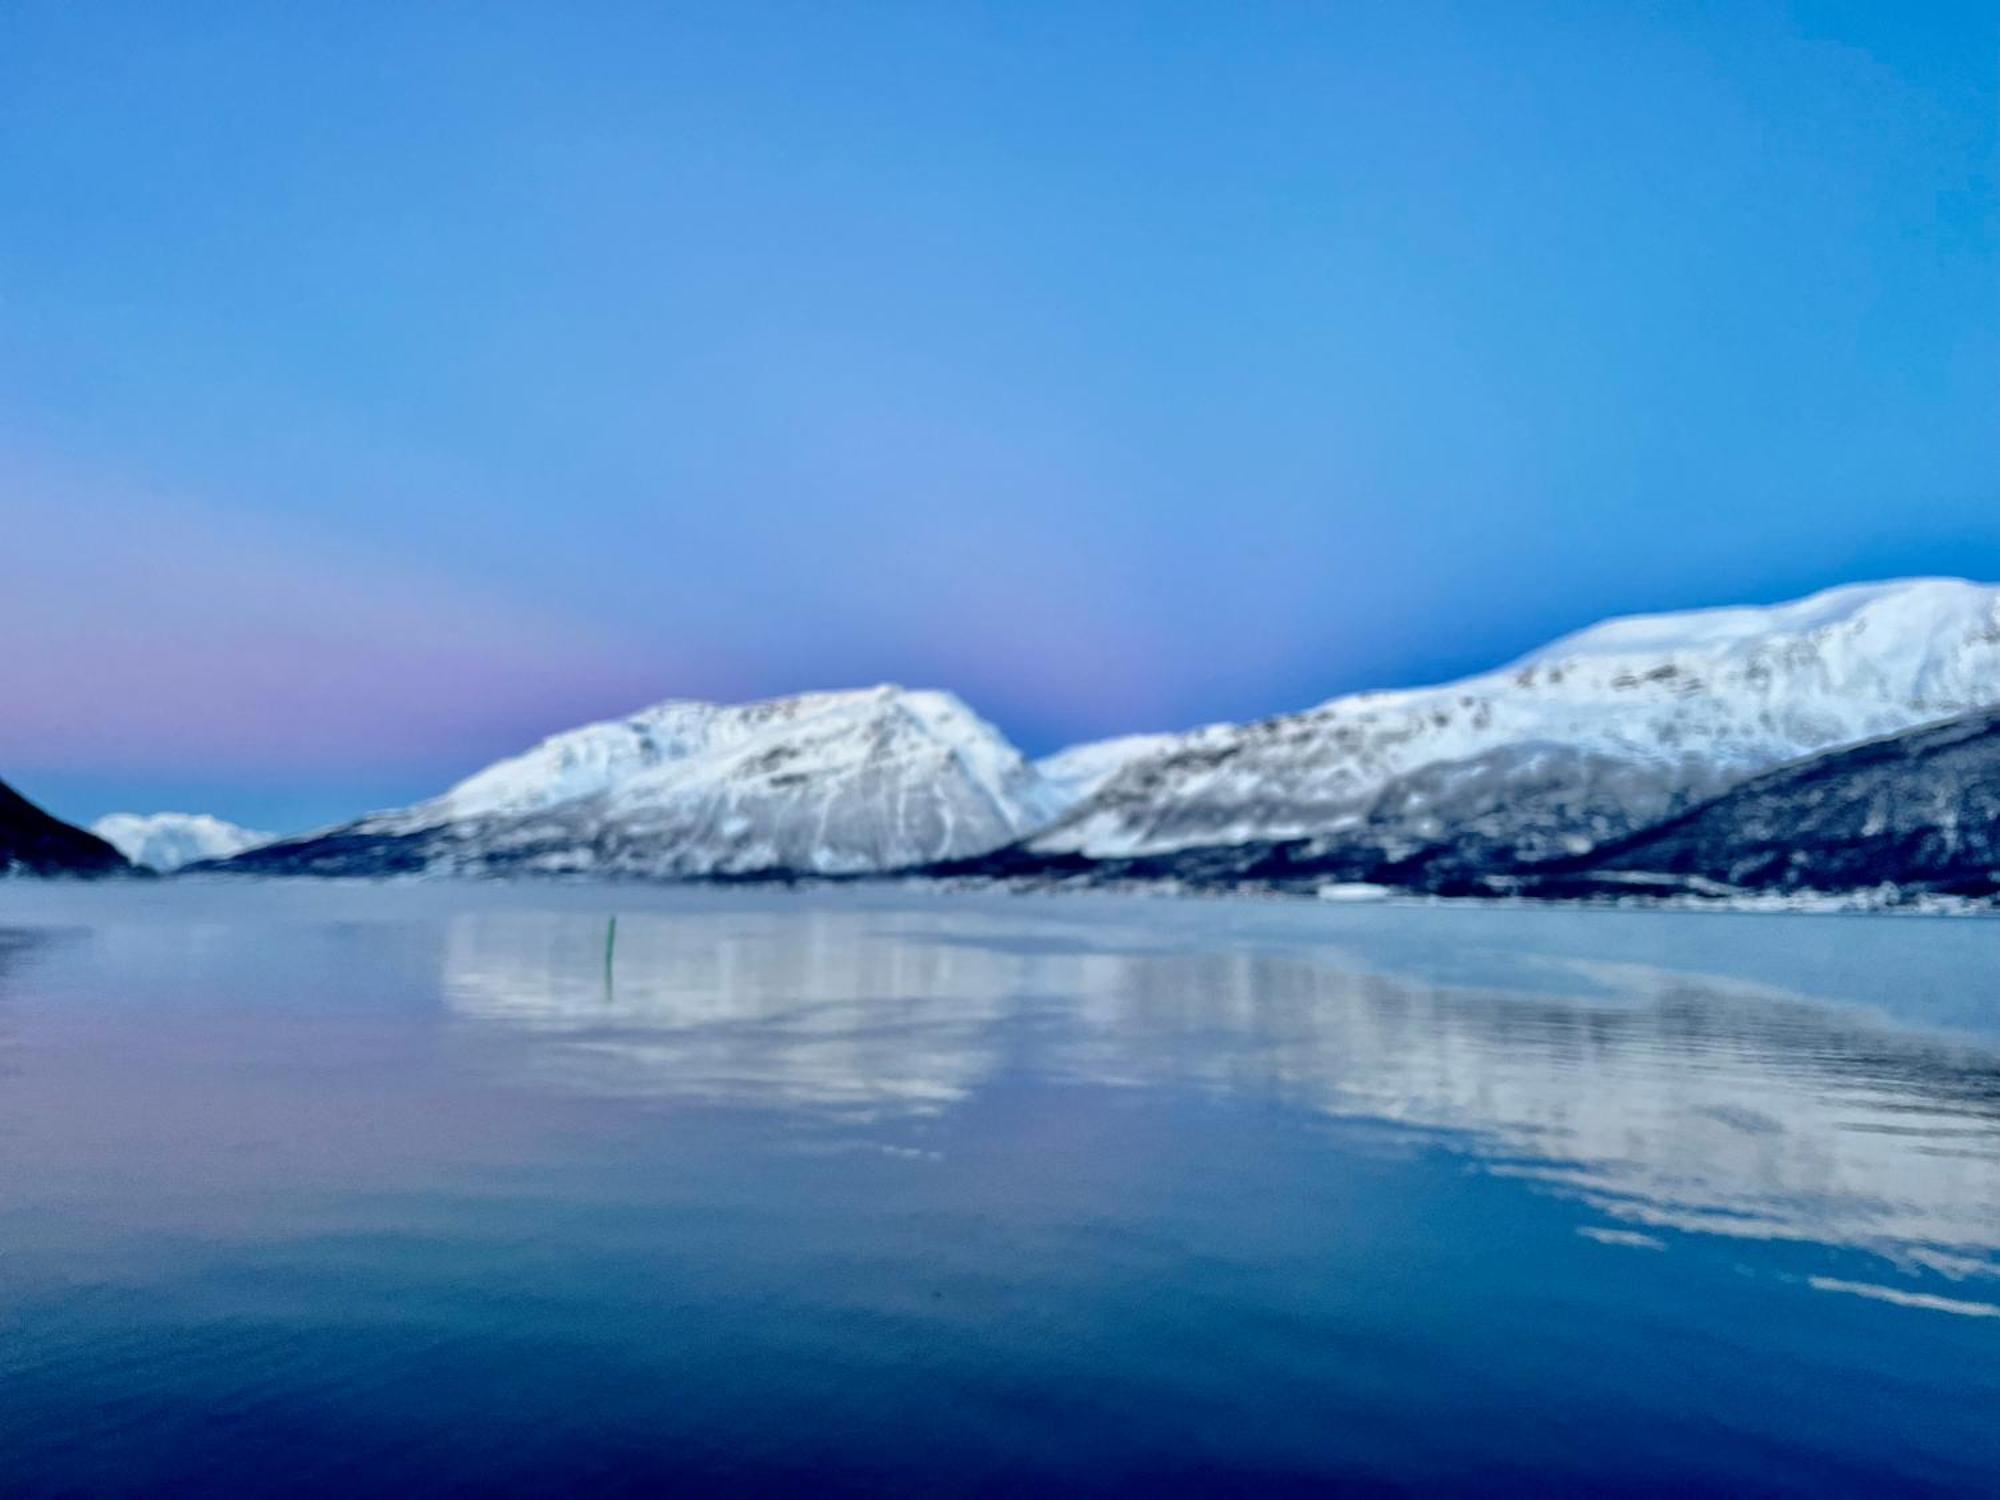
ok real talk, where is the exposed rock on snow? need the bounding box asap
[1020,578,2000,875]
[211,686,1068,879]
[1033,732,1186,807]
[202,578,2000,898]
[1547,707,2000,900]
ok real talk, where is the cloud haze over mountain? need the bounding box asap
[4,3,1996,829]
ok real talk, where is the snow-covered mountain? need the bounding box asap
[93,812,274,872]
[211,686,1070,879]
[1017,578,2000,875]
[195,578,2000,894]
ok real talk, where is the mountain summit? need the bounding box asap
[989,577,2000,886]
[211,686,1068,879]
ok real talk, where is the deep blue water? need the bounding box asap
[0,884,1995,1496]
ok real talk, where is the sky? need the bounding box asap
[4,1,1997,832]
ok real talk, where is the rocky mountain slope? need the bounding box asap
[1535,708,2000,901]
[1,779,132,877]
[993,578,2000,883]
[209,686,1069,879]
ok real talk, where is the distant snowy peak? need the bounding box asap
[1037,578,2000,859]
[93,812,274,872]
[220,685,1067,879]
[422,685,1054,825]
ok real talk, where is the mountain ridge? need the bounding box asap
[177,575,2000,901]
[209,685,1073,880]
[1014,577,2000,873]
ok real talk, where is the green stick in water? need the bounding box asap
[604,915,618,983]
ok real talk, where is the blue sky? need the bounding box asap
[4,2,1996,830]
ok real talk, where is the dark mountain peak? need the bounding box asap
[0,779,133,878]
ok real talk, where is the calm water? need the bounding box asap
[0,885,1995,1496]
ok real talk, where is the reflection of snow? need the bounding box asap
[1063,945,2000,1267]
[442,907,1023,1116]
[442,899,2000,1270]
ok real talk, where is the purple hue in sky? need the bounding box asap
[5,2,1997,830]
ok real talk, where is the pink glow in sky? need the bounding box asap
[3,469,700,781]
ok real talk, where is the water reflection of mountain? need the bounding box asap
[442,902,2000,1268]
[443,907,1026,1114]
[0,926,51,1066]
[1068,947,2000,1266]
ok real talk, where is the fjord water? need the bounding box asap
[0,887,1995,1496]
